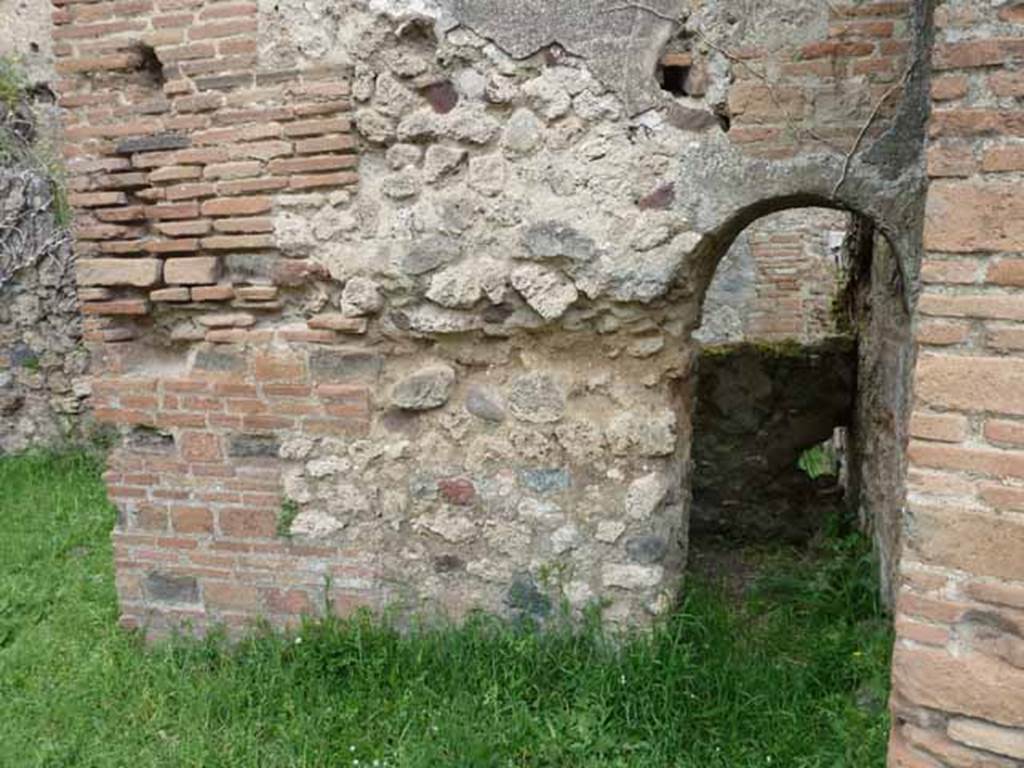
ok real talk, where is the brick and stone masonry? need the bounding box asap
[50,0,1024,764]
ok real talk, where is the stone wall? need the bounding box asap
[0,167,87,454]
[66,2,1024,765]
[56,0,925,637]
[889,2,1024,765]
[0,6,88,455]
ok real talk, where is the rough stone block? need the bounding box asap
[164,257,221,285]
[78,258,162,287]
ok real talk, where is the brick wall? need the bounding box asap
[55,0,355,346]
[52,0,367,631]
[699,208,847,344]
[725,2,912,159]
[60,11,1024,765]
[99,347,381,632]
[889,2,1024,765]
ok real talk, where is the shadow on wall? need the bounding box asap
[691,337,857,543]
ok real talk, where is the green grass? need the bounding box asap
[0,451,893,767]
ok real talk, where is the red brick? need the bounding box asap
[217,178,289,196]
[188,18,257,40]
[916,354,1024,417]
[990,71,1024,98]
[800,40,875,59]
[149,165,202,183]
[199,2,258,20]
[930,74,969,101]
[984,261,1024,288]
[910,439,1024,479]
[898,723,1013,768]
[144,238,200,254]
[95,205,147,223]
[295,135,356,155]
[165,183,217,201]
[203,161,262,180]
[145,202,200,221]
[198,312,255,328]
[916,320,971,346]
[203,580,261,610]
[78,258,162,287]
[910,412,969,443]
[288,172,358,190]
[192,284,235,301]
[253,354,306,381]
[201,196,272,216]
[926,143,976,177]
[242,414,294,430]
[929,108,1024,138]
[963,577,1024,610]
[988,326,1024,351]
[179,431,222,462]
[82,299,150,316]
[925,181,1024,252]
[171,505,213,533]
[276,327,336,344]
[151,287,190,302]
[164,256,220,285]
[985,419,1024,447]
[200,234,274,250]
[907,468,976,498]
[919,294,1024,322]
[892,645,1024,727]
[268,155,357,175]
[155,220,211,237]
[262,588,316,615]
[70,191,128,208]
[920,259,979,284]
[283,117,351,137]
[981,145,1024,173]
[219,508,277,539]
[157,42,217,63]
[978,483,1024,514]
[934,39,1024,70]
[234,286,277,301]
[828,19,894,37]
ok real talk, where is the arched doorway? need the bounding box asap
[686,199,914,608]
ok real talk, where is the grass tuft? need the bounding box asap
[0,451,892,767]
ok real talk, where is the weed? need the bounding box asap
[0,56,26,109]
[276,498,300,538]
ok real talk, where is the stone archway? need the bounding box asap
[686,198,914,605]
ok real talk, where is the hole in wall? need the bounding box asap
[133,43,165,87]
[658,52,693,97]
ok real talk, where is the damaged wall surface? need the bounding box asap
[0,7,87,454]
[48,0,1024,764]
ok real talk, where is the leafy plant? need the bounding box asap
[276,499,300,538]
[798,441,838,479]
